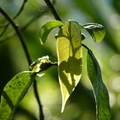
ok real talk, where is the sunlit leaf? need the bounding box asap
[39,20,63,45]
[29,55,52,72]
[57,20,82,112]
[0,71,36,120]
[87,48,111,120]
[83,23,106,42]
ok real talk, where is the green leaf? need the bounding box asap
[39,20,63,45]
[87,48,111,120]
[0,71,36,120]
[57,20,82,112]
[83,23,106,42]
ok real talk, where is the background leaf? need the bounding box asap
[83,23,106,42]
[87,48,111,120]
[57,20,82,112]
[0,71,36,120]
[39,20,63,45]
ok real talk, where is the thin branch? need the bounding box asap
[0,7,48,43]
[0,7,47,42]
[0,25,9,37]
[0,7,31,65]
[44,0,62,21]
[0,0,27,37]
[13,0,27,19]
[0,0,56,43]
[33,80,44,120]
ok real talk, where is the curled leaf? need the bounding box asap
[39,20,63,45]
[57,20,82,112]
[83,23,106,42]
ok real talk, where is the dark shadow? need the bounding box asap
[2,90,14,109]
[59,57,82,94]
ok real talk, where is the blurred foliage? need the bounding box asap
[0,0,120,120]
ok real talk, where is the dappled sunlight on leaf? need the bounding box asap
[57,20,82,112]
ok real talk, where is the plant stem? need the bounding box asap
[0,0,27,37]
[33,80,44,120]
[13,0,28,19]
[44,0,62,21]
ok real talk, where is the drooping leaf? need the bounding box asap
[83,23,106,42]
[57,20,82,112]
[39,20,63,45]
[87,48,111,120]
[0,71,37,120]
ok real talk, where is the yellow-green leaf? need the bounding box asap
[57,20,82,112]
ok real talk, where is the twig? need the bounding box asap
[0,7,48,43]
[0,0,27,27]
[33,80,44,120]
[44,0,62,21]
[13,0,28,19]
[0,25,9,37]
[0,0,55,43]
[0,0,27,37]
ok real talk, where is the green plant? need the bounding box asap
[0,0,111,120]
